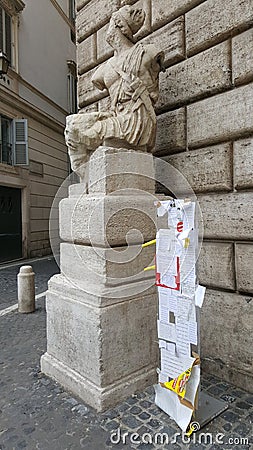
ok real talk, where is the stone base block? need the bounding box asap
[59,190,157,247]
[88,146,156,194]
[41,353,157,412]
[60,242,155,288]
[41,280,158,410]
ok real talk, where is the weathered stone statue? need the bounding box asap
[65,4,164,179]
[41,3,164,412]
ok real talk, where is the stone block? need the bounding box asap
[97,23,114,62]
[143,17,185,68]
[59,191,157,246]
[163,143,233,193]
[154,108,186,155]
[88,147,155,194]
[232,28,253,86]
[76,0,91,12]
[60,242,155,288]
[188,83,253,148]
[77,34,97,75]
[201,289,253,393]
[158,42,231,110]
[78,66,107,108]
[235,243,253,294]
[134,0,151,40]
[77,0,120,42]
[198,242,235,290]
[41,280,158,411]
[152,0,205,31]
[198,192,253,240]
[186,0,253,55]
[234,138,253,190]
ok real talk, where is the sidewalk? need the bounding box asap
[0,258,252,450]
[0,256,59,311]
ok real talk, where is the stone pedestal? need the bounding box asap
[41,147,159,411]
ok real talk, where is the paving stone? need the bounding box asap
[139,400,153,409]
[147,418,163,429]
[145,387,155,396]
[221,410,240,423]
[121,415,143,429]
[164,445,181,450]
[117,403,130,413]
[65,397,79,406]
[126,396,139,405]
[137,444,155,449]
[104,419,119,431]
[207,385,225,396]
[71,404,90,416]
[138,412,151,421]
[129,406,142,415]
[220,394,236,404]
[233,422,252,435]
[245,396,253,405]
[137,425,153,435]
[235,401,252,410]
[188,444,206,450]
[222,422,233,432]
[135,392,146,400]
[148,407,161,416]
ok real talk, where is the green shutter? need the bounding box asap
[13,119,29,165]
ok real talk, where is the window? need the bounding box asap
[0,116,12,164]
[0,1,25,70]
[0,7,12,64]
[69,0,76,43]
[0,116,28,166]
[67,60,77,114]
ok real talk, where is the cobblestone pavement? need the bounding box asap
[0,257,59,310]
[0,294,252,450]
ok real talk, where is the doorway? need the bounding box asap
[0,186,22,263]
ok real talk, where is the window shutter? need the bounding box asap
[13,119,28,165]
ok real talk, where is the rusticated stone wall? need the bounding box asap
[76,0,253,391]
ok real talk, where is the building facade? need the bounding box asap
[0,0,76,262]
[76,0,253,391]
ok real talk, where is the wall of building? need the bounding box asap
[19,0,75,118]
[76,0,253,391]
[0,89,68,257]
[0,0,75,260]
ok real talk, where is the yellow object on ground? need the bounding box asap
[161,367,192,399]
